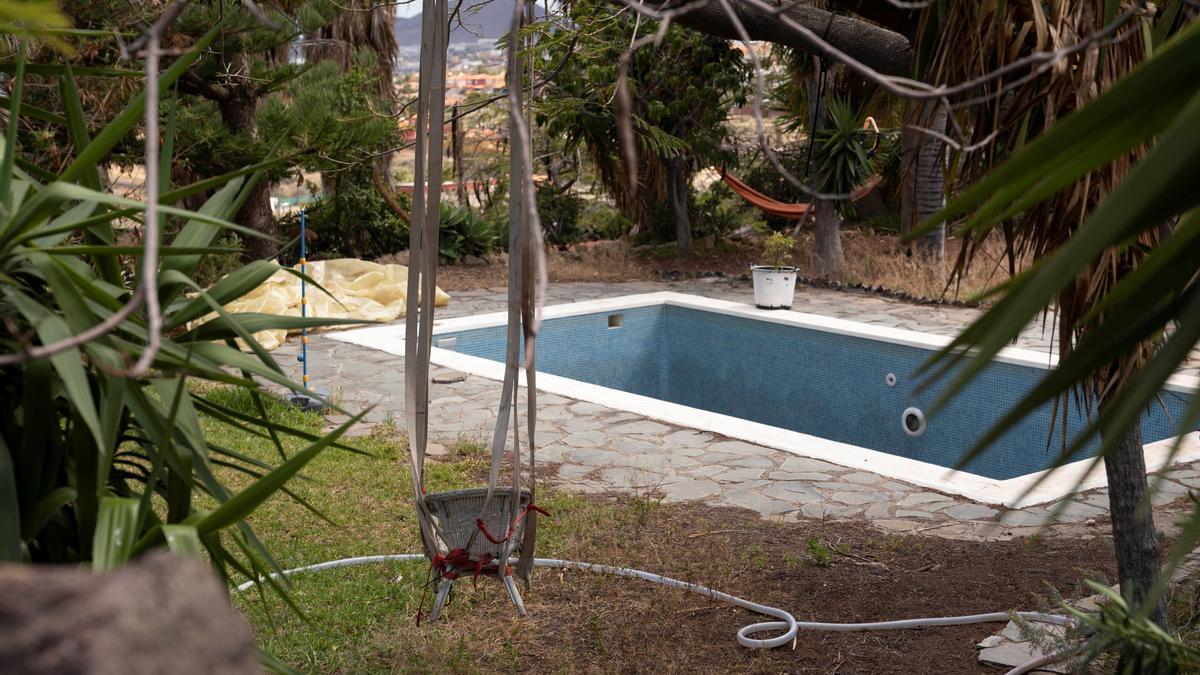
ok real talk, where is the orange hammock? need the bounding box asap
[721,171,882,220]
[723,115,882,220]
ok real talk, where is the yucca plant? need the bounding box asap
[807,97,875,278]
[0,20,366,640]
[814,97,874,206]
[917,10,1200,667]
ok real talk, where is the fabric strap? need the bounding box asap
[405,0,449,560]
[406,0,547,583]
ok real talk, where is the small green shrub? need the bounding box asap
[739,149,813,231]
[536,183,584,246]
[760,231,796,268]
[582,202,631,240]
[747,543,770,569]
[694,181,765,240]
[286,174,410,261]
[806,538,832,567]
[439,203,500,261]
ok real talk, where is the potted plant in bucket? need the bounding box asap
[752,231,797,309]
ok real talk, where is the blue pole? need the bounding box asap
[299,209,309,391]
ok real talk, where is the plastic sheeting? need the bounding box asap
[201,258,451,351]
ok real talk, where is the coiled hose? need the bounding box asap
[233,553,1074,673]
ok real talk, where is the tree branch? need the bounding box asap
[627,0,913,76]
[179,70,235,102]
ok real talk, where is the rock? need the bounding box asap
[942,503,998,520]
[978,640,1072,673]
[432,370,468,384]
[610,420,671,435]
[719,490,796,516]
[829,491,888,505]
[864,501,891,519]
[976,635,1007,649]
[778,456,842,473]
[896,492,956,508]
[1000,509,1051,527]
[562,430,607,448]
[800,502,864,519]
[0,552,259,674]
[659,479,721,502]
[715,467,768,482]
[461,254,488,267]
[841,471,884,485]
[769,471,833,481]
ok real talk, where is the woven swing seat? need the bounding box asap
[424,487,532,561]
[422,487,533,622]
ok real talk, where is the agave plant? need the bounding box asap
[0,23,366,627]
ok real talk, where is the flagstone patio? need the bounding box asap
[269,278,1199,541]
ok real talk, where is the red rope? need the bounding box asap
[475,504,551,545]
[417,505,551,625]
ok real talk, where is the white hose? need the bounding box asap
[232,553,1073,667]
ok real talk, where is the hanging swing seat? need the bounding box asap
[424,487,534,621]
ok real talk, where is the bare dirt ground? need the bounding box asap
[433,231,1021,303]
[434,495,1116,674]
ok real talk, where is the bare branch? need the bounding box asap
[130,29,163,377]
[0,288,146,367]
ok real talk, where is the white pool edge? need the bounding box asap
[329,291,1200,508]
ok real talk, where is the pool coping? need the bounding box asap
[329,291,1200,508]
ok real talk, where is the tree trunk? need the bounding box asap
[900,98,947,261]
[812,199,844,278]
[1102,423,1166,629]
[218,97,276,262]
[452,103,466,206]
[666,156,692,256]
[806,64,843,278]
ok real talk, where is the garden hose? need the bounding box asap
[232,554,1073,673]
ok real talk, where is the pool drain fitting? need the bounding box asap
[902,407,926,437]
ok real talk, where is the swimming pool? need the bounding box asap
[330,292,1200,506]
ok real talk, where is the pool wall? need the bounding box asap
[330,292,1200,507]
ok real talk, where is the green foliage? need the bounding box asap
[0,36,357,624]
[1066,581,1200,673]
[919,20,1200,485]
[260,53,398,176]
[438,203,500,262]
[581,201,631,241]
[760,231,796,268]
[694,181,765,240]
[536,0,749,230]
[805,538,832,567]
[286,176,409,261]
[536,183,584,246]
[917,19,1200,664]
[739,149,813,231]
[814,97,875,211]
[746,543,769,569]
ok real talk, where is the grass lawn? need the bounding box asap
[206,386,1193,673]
[206,387,649,672]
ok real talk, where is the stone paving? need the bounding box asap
[269,278,1200,541]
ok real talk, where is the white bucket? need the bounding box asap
[751,266,797,309]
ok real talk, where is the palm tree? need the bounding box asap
[920,4,1198,640]
[305,0,399,194]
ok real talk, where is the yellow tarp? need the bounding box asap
[199,258,451,350]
